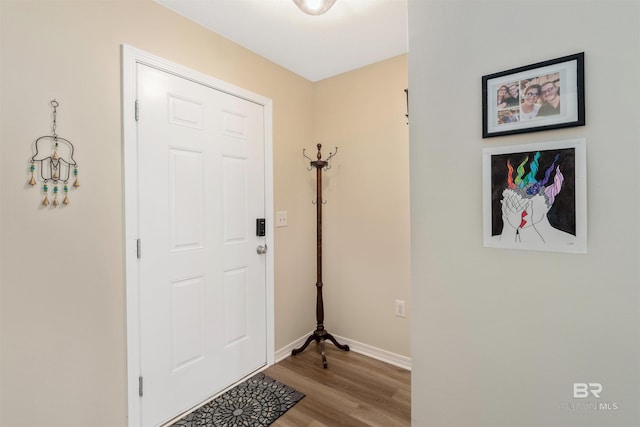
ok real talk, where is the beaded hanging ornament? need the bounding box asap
[29,100,79,207]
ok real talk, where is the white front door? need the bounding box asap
[136,63,268,427]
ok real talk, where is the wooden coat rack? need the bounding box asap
[292,144,350,368]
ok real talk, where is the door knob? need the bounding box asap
[256,245,268,255]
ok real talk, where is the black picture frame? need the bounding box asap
[482,52,585,138]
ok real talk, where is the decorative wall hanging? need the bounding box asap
[292,143,349,368]
[29,100,79,207]
[482,138,587,253]
[482,52,585,138]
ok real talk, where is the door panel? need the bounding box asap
[137,63,267,427]
[222,156,248,243]
[169,149,205,250]
[223,267,249,345]
[171,277,205,371]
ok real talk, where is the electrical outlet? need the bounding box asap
[276,211,288,227]
[395,299,406,318]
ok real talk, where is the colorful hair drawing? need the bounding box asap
[505,152,563,205]
[514,156,528,188]
[544,166,564,206]
[507,161,515,189]
[523,152,541,187]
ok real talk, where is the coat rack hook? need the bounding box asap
[302,148,314,171]
[303,144,338,171]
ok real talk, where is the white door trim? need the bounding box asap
[121,44,274,427]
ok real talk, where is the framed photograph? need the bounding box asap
[482,53,585,138]
[483,138,586,253]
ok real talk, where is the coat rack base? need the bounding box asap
[292,328,350,368]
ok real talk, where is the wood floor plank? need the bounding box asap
[267,343,411,427]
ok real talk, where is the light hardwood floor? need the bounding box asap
[264,343,411,427]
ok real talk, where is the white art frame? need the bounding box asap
[483,138,587,253]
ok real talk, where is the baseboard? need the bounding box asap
[275,332,411,371]
[275,334,309,363]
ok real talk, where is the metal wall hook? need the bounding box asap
[404,88,409,125]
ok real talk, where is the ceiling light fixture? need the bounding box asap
[292,0,337,15]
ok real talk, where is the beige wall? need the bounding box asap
[0,1,410,426]
[409,1,640,426]
[313,55,410,357]
[0,1,316,426]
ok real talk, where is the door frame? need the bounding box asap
[121,44,275,427]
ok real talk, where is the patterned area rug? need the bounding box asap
[170,372,304,427]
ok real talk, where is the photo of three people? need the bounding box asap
[496,72,560,125]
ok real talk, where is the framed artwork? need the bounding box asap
[482,52,585,138]
[483,138,587,253]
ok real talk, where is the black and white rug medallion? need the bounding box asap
[170,372,304,427]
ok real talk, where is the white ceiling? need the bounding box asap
[153,0,408,82]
